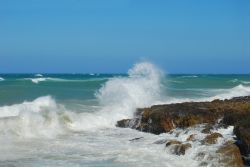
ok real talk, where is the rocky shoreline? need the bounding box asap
[117,96,250,167]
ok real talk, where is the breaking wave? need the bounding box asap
[0,62,164,137]
[0,77,4,81]
[229,78,250,85]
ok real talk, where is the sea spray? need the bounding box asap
[69,62,165,131]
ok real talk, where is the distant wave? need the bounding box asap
[35,74,43,77]
[178,75,198,78]
[0,77,4,81]
[229,79,250,85]
[24,77,109,84]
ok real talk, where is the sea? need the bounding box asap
[0,62,250,167]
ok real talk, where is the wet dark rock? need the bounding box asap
[116,118,139,129]
[202,133,223,145]
[165,140,182,147]
[165,140,192,155]
[217,142,244,167]
[201,124,213,134]
[186,134,196,142]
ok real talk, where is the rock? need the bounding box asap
[153,139,168,144]
[217,142,244,167]
[165,140,182,147]
[186,134,196,141]
[117,96,250,135]
[201,125,213,134]
[202,133,223,145]
[116,118,139,129]
[165,140,192,155]
[129,137,144,141]
[234,125,250,156]
[116,119,131,128]
[195,142,244,167]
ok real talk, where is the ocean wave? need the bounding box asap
[229,79,250,85]
[164,84,250,104]
[35,74,43,77]
[0,62,164,137]
[178,75,198,78]
[208,84,250,100]
[0,96,66,138]
[0,77,4,81]
[24,77,109,84]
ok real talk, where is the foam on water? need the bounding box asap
[0,77,4,81]
[0,96,66,138]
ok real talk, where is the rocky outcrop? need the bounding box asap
[116,96,250,166]
[117,96,250,134]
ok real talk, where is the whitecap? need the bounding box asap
[35,74,43,77]
[178,75,198,78]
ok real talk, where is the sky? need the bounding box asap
[0,0,249,74]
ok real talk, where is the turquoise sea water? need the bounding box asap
[0,63,250,167]
[1,74,250,105]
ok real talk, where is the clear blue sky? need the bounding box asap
[0,0,249,73]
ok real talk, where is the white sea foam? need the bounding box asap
[35,74,43,77]
[0,77,4,81]
[31,78,47,83]
[0,96,66,138]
